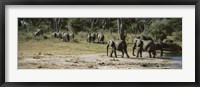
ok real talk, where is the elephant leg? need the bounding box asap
[139,50,142,57]
[114,49,117,58]
[121,51,124,58]
[160,48,163,56]
[153,51,156,58]
[112,47,117,58]
[124,49,129,58]
[149,51,152,58]
[136,47,140,58]
[136,51,139,58]
[110,47,117,57]
[132,47,135,56]
[110,49,113,57]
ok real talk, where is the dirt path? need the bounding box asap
[18,52,182,69]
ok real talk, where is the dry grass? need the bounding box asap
[18,31,134,59]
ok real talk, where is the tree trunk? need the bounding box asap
[102,19,106,30]
[91,19,94,30]
[117,18,125,41]
[53,18,61,32]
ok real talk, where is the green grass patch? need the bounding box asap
[18,31,135,58]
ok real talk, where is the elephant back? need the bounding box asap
[154,42,163,50]
[91,33,96,38]
[98,34,104,42]
[142,40,155,51]
[108,40,115,47]
[163,39,173,44]
[140,36,153,41]
[33,29,43,37]
[63,33,69,38]
[115,40,126,51]
[69,33,74,39]
[98,34,103,38]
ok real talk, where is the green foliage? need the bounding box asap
[18,18,182,42]
[174,30,182,41]
[144,19,182,40]
[69,18,84,33]
[172,31,182,42]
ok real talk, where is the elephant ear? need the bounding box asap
[136,40,143,47]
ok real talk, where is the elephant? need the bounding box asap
[163,39,173,44]
[52,32,63,39]
[86,33,92,43]
[97,34,104,43]
[91,33,96,42]
[162,39,182,51]
[132,36,141,56]
[57,32,63,39]
[69,33,74,40]
[154,40,164,56]
[52,32,57,38]
[33,29,43,37]
[107,40,129,58]
[132,36,156,58]
[135,39,143,58]
[62,33,70,42]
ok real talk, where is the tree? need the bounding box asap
[117,18,125,41]
[144,19,173,40]
[53,18,61,32]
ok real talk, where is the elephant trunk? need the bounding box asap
[106,43,109,56]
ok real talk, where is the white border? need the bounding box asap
[5,5,195,82]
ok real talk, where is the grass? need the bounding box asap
[18,31,135,58]
[19,39,105,57]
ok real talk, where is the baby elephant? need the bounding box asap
[107,40,129,58]
[86,33,92,43]
[62,33,70,42]
[57,32,63,39]
[33,29,43,37]
[69,33,74,40]
[52,32,57,38]
[97,34,104,43]
[90,33,96,43]
[135,39,143,58]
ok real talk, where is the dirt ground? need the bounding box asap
[18,52,182,69]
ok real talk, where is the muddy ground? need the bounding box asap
[18,52,182,69]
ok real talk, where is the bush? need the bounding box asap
[78,32,87,39]
[174,31,182,41]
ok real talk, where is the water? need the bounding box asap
[163,52,182,60]
[163,53,182,69]
[166,56,182,61]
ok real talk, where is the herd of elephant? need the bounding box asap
[106,35,182,58]
[33,29,104,43]
[52,32,74,42]
[33,29,181,59]
[86,33,105,43]
[33,29,74,42]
